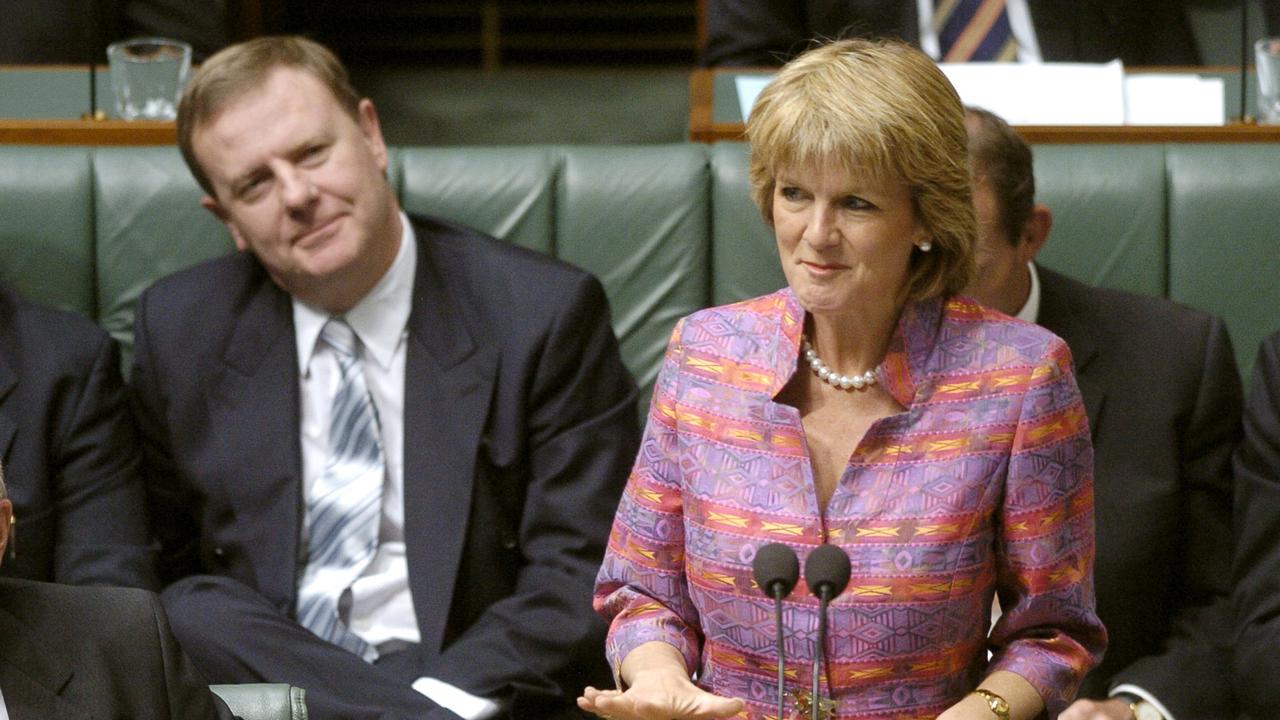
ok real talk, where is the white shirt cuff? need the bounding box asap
[412,677,502,720]
[1111,684,1174,720]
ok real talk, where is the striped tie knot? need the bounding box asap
[321,318,359,362]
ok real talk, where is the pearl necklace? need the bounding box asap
[801,336,879,391]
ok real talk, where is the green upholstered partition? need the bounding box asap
[397,146,558,254]
[0,146,95,317]
[1032,145,1169,298]
[555,145,711,395]
[710,142,784,307]
[93,147,232,353]
[1167,144,1280,378]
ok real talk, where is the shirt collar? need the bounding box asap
[1016,261,1041,324]
[295,211,416,375]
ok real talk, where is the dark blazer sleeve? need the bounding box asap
[425,271,640,717]
[1233,332,1280,717]
[1106,315,1239,715]
[0,293,155,589]
[130,286,203,585]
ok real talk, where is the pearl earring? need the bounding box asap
[918,241,932,252]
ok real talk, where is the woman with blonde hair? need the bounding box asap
[580,39,1105,720]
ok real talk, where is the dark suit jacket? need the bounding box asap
[0,0,226,63]
[132,214,639,717]
[0,576,228,719]
[0,282,154,588]
[1232,331,1280,718]
[1037,267,1239,715]
[702,0,1200,67]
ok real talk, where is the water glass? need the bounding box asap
[107,37,192,120]
[1256,38,1280,124]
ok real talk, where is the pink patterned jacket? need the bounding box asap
[595,289,1107,719]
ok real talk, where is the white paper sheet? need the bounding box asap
[735,75,773,121]
[940,61,1126,125]
[1124,74,1226,125]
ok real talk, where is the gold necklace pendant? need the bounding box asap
[789,688,837,720]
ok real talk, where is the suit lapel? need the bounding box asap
[401,222,497,655]
[0,605,86,720]
[1036,266,1104,437]
[210,277,303,605]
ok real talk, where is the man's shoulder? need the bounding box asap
[0,576,153,623]
[0,282,112,366]
[1039,265,1220,339]
[411,213,592,283]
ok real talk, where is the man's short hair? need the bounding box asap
[177,35,362,196]
[746,38,976,302]
[965,106,1035,248]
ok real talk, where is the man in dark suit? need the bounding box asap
[0,460,230,719]
[962,108,1239,720]
[1231,332,1280,718]
[702,0,1200,67]
[131,36,639,720]
[0,280,154,588]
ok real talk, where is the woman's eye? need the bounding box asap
[842,196,872,210]
[780,186,803,201]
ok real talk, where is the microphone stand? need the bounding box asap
[811,586,832,720]
[769,583,787,720]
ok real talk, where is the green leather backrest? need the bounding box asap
[0,146,95,316]
[554,145,710,394]
[1167,144,1280,378]
[5,142,1278,391]
[707,142,1170,304]
[709,142,784,306]
[1030,144,1169,297]
[93,147,232,354]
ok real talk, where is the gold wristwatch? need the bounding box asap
[972,688,1011,720]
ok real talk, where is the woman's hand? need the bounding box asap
[579,640,745,720]
[578,666,744,720]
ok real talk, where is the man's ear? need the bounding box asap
[356,98,389,174]
[201,195,248,251]
[1017,203,1053,264]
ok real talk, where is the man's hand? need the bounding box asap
[1058,698,1134,720]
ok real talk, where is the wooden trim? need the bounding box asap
[0,119,176,145]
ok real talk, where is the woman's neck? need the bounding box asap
[805,296,904,374]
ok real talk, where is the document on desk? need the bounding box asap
[735,62,1225,126]
[940,61,1126,125]
[1124,74,1225,125]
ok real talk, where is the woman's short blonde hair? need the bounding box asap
[746,38,975,301]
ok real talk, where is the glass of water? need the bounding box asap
[1256,38,1280,124]
[107,37,192,121]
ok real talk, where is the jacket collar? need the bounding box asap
[766,287,946,409]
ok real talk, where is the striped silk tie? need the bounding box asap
[296,318,385,661]
[935,0,1017,62]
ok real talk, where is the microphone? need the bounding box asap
[804,544,851,720]
[752,543,799,720]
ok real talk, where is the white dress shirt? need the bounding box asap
[0,686,8,720]
[916,0,1043,62]
[293,212,500,720]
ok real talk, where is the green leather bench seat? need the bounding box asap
[0,142,1276,393]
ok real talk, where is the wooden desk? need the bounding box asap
[689,67,1280,144]
[0,65,176,145]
